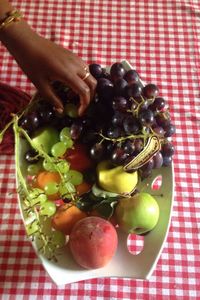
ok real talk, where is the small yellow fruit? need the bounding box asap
[97,160,138,194]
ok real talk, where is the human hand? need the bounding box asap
[0,21,97,115]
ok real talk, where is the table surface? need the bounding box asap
[0,0,200,299]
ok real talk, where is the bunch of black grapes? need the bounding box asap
[20,62,175,179]
[80,62,175,178]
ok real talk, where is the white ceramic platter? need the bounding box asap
[16,60,174,285]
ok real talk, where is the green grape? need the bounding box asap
[64,170,83,185]
[28,188,47,205]
[39,201,56,217]
[43,159,56,172]
[51,142,67,158]
[44,182,59,195]
[56,159,70,174]
[27,164,40,176]
[27,160,43,175]
[63,138,73,149]
[59,182,76,199]
[26,220,39,236]
[59,127,73,148]
[64,103,78,118]
[60,127,71,141]
[51,230,66,248]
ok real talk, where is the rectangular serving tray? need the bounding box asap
[16,60,174,285]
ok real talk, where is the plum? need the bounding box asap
[69,216,118,269]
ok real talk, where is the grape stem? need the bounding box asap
[12,114,62,261]
[13,117,29,196]
[14,116,53,256]
[0,96,39,144]
[131,95,155,117]
[0,118,15,144]
[18,126,76,201]
[99,131,156,145]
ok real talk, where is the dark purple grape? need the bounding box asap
[134,138,144,153]
[70,121,83,140]
[164,124,176,137]
[161,142,175,156]
[19,113,39,132]
[106,142,115,155]
[141,158,154,172]
[152,125,165,136]
[155,113,171,128]
[124,70,139,84]
[139,109,154,126]
[19,116,32,132]
[113,78,128,96]
[112,96,129,112]
[163,155,172,166]
[123,140,135,155]
[90,143,105,161]
[139,100,149,112]
[25,149,39,164]
[39,107,55,124]
[131,101,138,111]
[96,78,114,101]
[92,94,100,104]
[96,78,113,91]
[80,117,92,128]
[89,64,102,78]
[106,127,121,139]
[124,83,142,99]
[111,147,128,165]
[143,84,159,99]
[123,116,141,135]
[29,112,41,130]
[151,97,165,111]
[101,68,111,80]
[110,63,125,81]
[111,112,124,126]
[153,151,163,168]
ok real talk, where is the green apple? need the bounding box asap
[97,160,138,194]
[115,192,159,234]
[31,126,59,154]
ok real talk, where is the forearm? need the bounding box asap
[0,0,96,114]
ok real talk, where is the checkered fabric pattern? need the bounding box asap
[0,0,200,299]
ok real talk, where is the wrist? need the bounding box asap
[0,9,23,31]
[0,16,37,44]
[0,18,41,64]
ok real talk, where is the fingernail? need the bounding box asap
[78,108,83,116]
[56,107,64,114]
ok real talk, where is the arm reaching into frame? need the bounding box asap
[0,0,97,115]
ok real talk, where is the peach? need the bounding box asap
[69,216,118,269]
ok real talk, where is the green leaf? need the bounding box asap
[95,201,114,219]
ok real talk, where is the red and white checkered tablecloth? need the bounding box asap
[0,0,200,298]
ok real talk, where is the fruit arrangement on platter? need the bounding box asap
[0,61,175,278]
